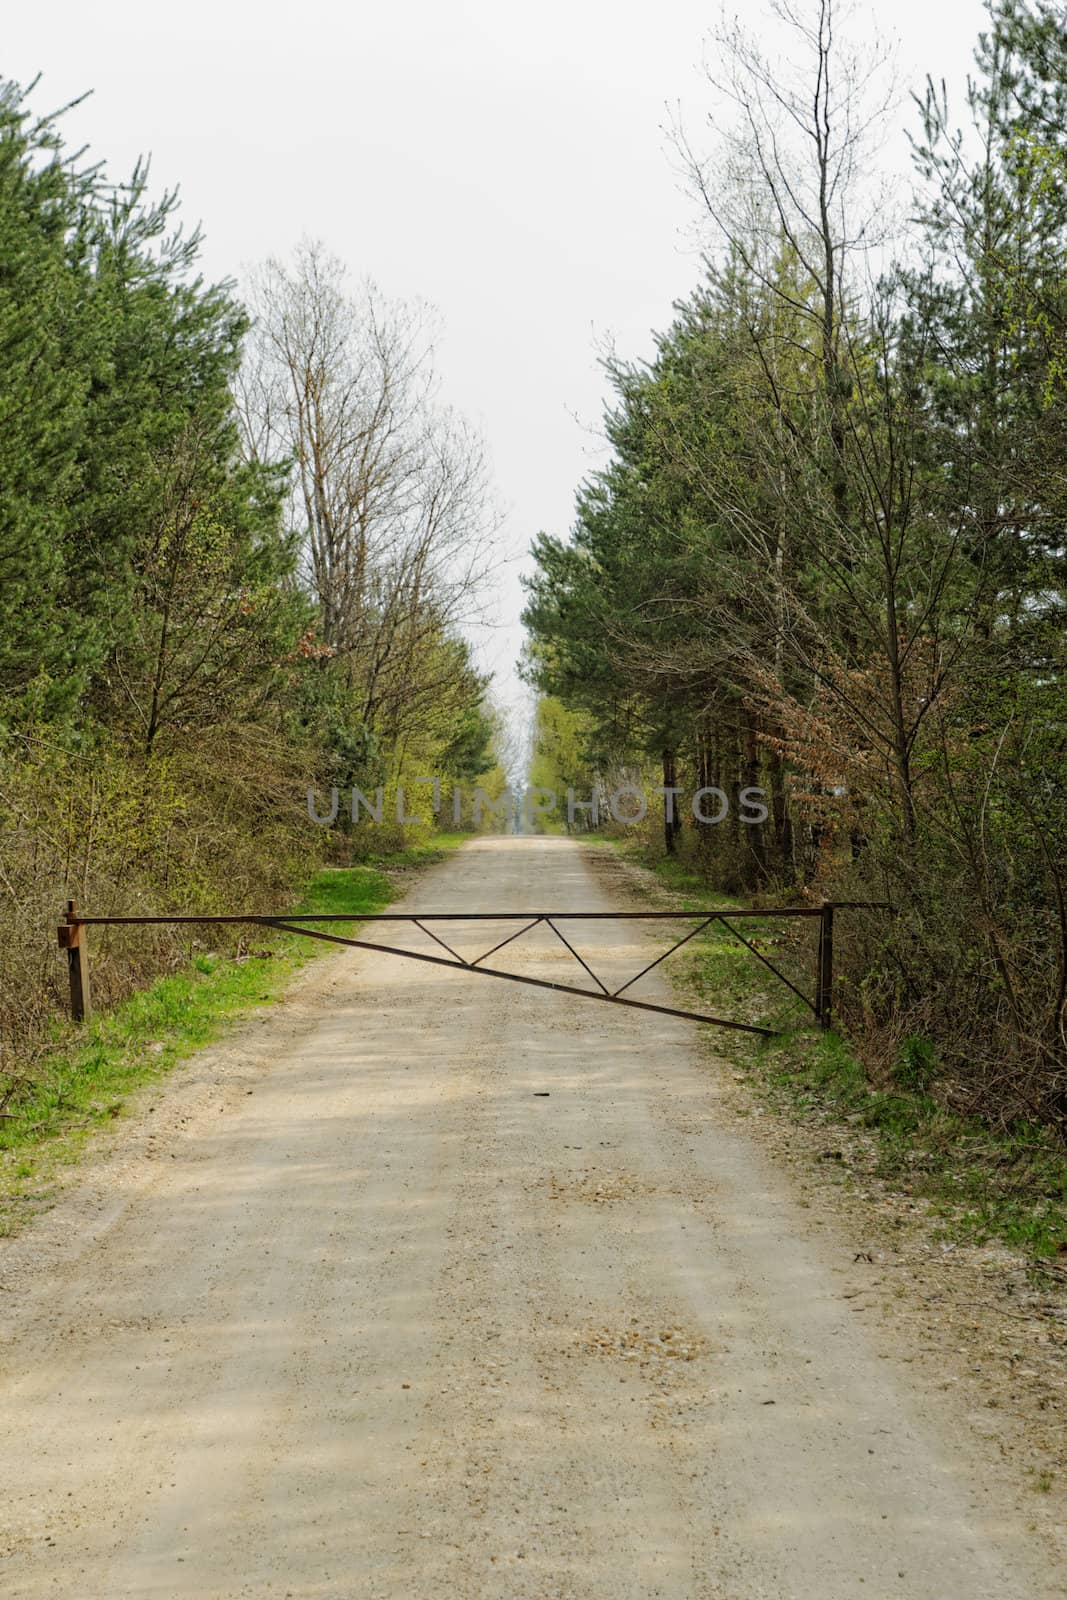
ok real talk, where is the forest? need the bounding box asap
[523,0,1067,1134]
[0,82,504,1102]
[3,7,1066,1583]
[3,0,1066,1150]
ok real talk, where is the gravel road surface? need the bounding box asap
[0,836,1059,1598]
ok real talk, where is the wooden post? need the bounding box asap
[57,899,91,1023]
[815,902,834,1028]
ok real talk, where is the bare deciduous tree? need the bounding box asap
[236,240,498,742]
[676,0,898,556]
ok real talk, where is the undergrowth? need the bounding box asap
[612,839,1067,1263]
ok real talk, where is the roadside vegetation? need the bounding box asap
[524,0,1067,1144]
[609,838,1067,1263]
[0,79,507,1121]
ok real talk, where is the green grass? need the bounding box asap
[610,839,1067,1263]
[343,831,470,872]
[0,833,464,1235]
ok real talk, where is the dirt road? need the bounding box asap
[0,837,1060,1598]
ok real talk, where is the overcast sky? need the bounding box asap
[6,0,988,745]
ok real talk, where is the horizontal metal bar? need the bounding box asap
[69,908,827,926]
[263,920,777,1036]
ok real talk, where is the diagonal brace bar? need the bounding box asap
[544,917,611,995]
[470,917,544,967]
[714,915,817,1014]
[611,916,716,998]
[413,918,469,966]
[259,919,776,1037]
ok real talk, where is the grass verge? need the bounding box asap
[610,839,1067,1264]
[0,834,465,1236]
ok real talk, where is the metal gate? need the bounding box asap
[58,902,883,1037]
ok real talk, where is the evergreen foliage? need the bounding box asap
[524,0,1067,1131]
[0,80,502,1095]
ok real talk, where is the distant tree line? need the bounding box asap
[523,0,1067,1132]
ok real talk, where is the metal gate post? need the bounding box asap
[57,900,91,1023]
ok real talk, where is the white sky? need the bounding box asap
[5,0,988,749]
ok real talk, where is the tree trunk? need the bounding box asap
[743,712,766,887]
[662,748,679,855]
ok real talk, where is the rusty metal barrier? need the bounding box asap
[57,901,890,1037]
